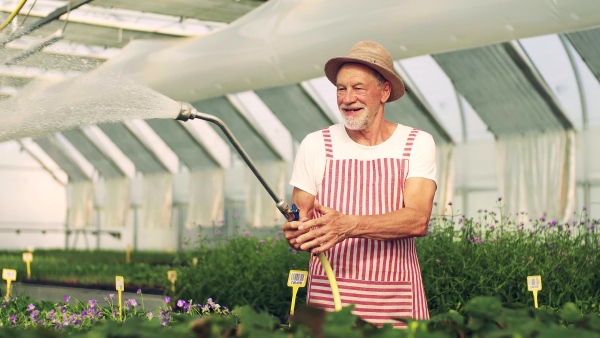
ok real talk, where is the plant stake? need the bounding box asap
[527,275,542,308]
[2,269,16,300]
[116,275,124,321]
[287,270,308,316]
[22,252,33,279]
[168,270,177,292]
[126,244,132,263]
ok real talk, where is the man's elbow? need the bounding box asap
[413,214,431,237]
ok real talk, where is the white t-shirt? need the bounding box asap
[290,123,437,196]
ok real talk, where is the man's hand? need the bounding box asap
[282,216,310,250]
[295,200,358,255]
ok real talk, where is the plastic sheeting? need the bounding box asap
[92,0,600,103]
[67,180,93,228]
[496,130,576,220]
[186,169,224,228]
[245,161,286,227]
[103,177,130,228]
[435,143,455,215]
[140,173,174,228]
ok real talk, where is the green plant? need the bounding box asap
[173,227,310,321]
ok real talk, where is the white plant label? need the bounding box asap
[22,252,33,262]
[527,275,542,291]
[115,276,124,291]
[287,270,308,287]
[2,269,16,281]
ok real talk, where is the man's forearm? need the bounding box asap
[347,207,430,240]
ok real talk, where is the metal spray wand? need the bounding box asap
[176,102,342,311]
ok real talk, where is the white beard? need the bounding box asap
[341,108,370,130]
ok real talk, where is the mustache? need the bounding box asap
[340,104,365,110]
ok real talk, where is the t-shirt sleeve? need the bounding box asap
[289,134,320,196]
[407,131,437,185]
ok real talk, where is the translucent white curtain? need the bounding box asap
[141,173,174,228]
[245,161,286,227]
[67,180,94,228]
[103,177,130,227]
[434,143,455,215]
[496,130,576,221]
[186,169,224,228]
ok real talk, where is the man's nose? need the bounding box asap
[341,89,357,104]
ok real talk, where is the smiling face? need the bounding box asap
[336,63,391,131]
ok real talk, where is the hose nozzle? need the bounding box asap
[176,102,196,121]
[276,201,299,221]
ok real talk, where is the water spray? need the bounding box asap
[176,102,342,311]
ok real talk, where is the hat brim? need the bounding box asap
[324,57,406,102]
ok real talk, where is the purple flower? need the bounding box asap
[26,304,35,311]
[498,197,502,202]
[259,239,265,244]
[137,289,142,294]
[9,314,16,323]
[448,201,452,206]
[129,298,138,307]
[64,294,70,303]
[164,296,171,303]
[243,231,251,237]
[88,299,98,308]
[583,205,588,211]
[177,299,186,308]
[291,249,297,255]
[539,216,546,222]
[147,312,154,320]
[109,294,115,300]
[30,310,40,321]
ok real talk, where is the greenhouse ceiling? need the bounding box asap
[1,0,600,178]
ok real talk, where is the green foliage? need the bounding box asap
[172,228,310,320]
[2,297,600,337]
[0,250,175,290]
[419,203,600,316]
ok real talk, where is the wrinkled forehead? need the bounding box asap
[336,63,380,84]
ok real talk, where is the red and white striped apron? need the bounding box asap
[306,127,429,328]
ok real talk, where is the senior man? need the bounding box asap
[282,40,437,327]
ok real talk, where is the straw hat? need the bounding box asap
[324,41,405,101]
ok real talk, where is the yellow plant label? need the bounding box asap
[527,275,542,291]
[192,257,198,266]
[22,252,33,262]
[2,269,16,281]
[287,270,308,287]
[115,276,124,291]
[168,270,177,282]
[26,246,35,253]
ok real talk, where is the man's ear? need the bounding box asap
[381,81,391,103]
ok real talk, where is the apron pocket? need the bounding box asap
[307,274,413,328]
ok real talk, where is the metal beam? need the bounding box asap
[226,93,286,162]
[17,138,68,186]
[1,0,94,46]
[6,36,120,59]
[504,41,574,131]
[4,30,64,66]
[394,62,454,144]
[0,64,80,80]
